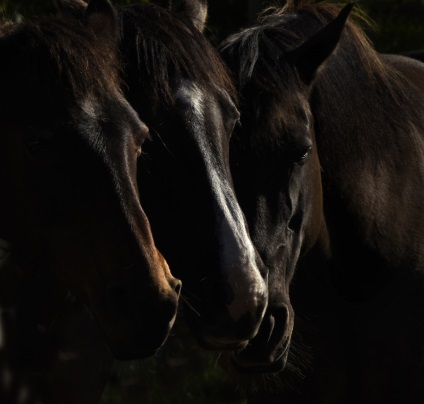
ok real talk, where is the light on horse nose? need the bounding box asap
[172,279,182,297]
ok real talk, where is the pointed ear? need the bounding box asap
[170,0,208,32]
[84,0,118,41]
[56,0,87,19]
[289,3,354,85]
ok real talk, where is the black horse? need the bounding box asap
[221,1,424,403]
[0,0,181,401]
[118,0,269,352]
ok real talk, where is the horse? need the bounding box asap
[219,2,352,374]
[0,0,181,401]
[116,0,269,353]
[220,1,424,402]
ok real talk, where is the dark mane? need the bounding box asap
[118,4,237,108]
[220,0,380,88]
[220,0,424,156]
[0,15,122,117]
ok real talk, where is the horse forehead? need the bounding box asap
[79,95,103,119]
[77,92,140,129]
[175,80,205,117]
[175,79,237,123]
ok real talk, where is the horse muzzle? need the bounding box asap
[182,302,267,353]
[231,303,293,373]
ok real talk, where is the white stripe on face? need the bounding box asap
[176,81,267,321]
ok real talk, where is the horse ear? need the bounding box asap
[289,3,354,85]
[84,0,118,41]
[56,0,87,19]
[170,0,208,32]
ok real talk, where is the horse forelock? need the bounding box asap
[118,4,237,109]
[220,11,314,149]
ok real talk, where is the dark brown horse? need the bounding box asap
[0,0,181,401]
[220,2,352,374]
[221,1,424,403]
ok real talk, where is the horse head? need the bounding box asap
[220,3,352,372]
[0,0,181,361]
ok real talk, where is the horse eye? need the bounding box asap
[295,145,312,165]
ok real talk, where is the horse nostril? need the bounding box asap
[173,279,182,297]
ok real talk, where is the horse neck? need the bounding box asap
[311,42,424,290]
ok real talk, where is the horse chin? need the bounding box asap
[230,306,292,373]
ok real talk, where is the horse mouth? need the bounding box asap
[182,302,251,351]
[231,305,292,373]
[196,334,249,351]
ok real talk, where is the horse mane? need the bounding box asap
[0,14,122,111]
[220,0,382,88]
[221,0,424,159]
[118,4,237,109]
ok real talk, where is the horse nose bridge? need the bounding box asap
[216,203,269,325]
[113,196,181,298]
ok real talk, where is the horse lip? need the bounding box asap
[183,304,252,351]
[203,336,249,351]
[229,305,292,373]
[187,319,250,351]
